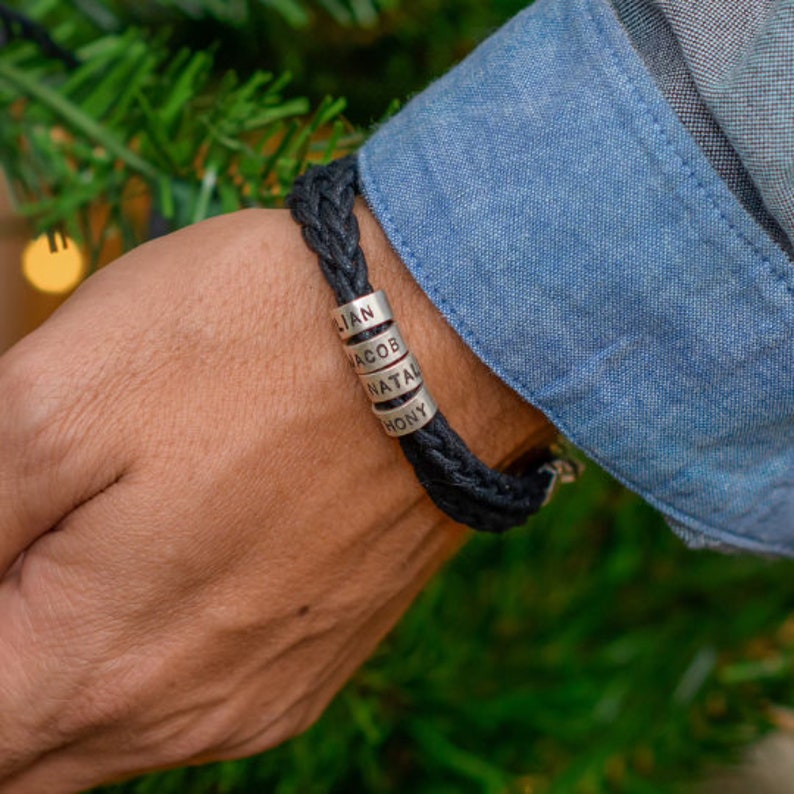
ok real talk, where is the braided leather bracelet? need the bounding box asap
[287,156,577,532]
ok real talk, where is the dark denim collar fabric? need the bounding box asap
[611,0,793,254]
[358,0,794,555]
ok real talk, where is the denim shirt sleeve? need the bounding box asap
[358,0,794,556]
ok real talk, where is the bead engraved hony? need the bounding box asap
[331,290,393,340]
[372,384,438,437]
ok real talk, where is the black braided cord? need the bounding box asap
[288,156,559,533]
[0,3,79,68]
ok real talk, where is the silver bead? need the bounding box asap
[331,290,393,340]
[344,325,409,374]
[373,384,438,437]
[358,352,423,403]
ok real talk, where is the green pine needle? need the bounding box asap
[0,21,356,264]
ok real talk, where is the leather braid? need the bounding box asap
[288,157,372,303]
[288,155,556,533]
[399,414,552,532]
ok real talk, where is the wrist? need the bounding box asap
[285,154,562,534]
[354,200,557,475]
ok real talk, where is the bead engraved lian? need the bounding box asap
[331,290,393,341]
[358,352,423,403]
[372,384,438,437]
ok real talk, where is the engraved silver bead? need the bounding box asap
[372,384,438,437]
[344,325,409,374]
[358,352,423,403]
[331,290,393,340]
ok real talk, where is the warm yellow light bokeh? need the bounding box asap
[22,234,85,295]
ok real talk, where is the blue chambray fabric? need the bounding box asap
[358,0,794,555]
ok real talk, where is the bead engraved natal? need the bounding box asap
[331,290,393,340]
[344,325,409,374]
[359,353,423,402]
[373,385,438,437]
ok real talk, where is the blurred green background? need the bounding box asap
[2,1,794,792]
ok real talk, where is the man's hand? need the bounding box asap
[0,206,552,792]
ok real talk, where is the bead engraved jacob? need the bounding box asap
[344,326,409,374]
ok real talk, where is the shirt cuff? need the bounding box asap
[358,0,794,555]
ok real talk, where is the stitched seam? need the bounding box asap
[582,0,794,298]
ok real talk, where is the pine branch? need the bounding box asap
[0,24,359,266]
[115,0,392,29]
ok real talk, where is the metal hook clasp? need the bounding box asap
[539,458,583,506]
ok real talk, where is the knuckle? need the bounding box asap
[209,725,281,764]
[57,678,136,740]
[46,652,142,741]
[172,700,286,766]
[210,702,305,764]
[0,349,76,464]
[289,695,329,741]
[153,713,239,768]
